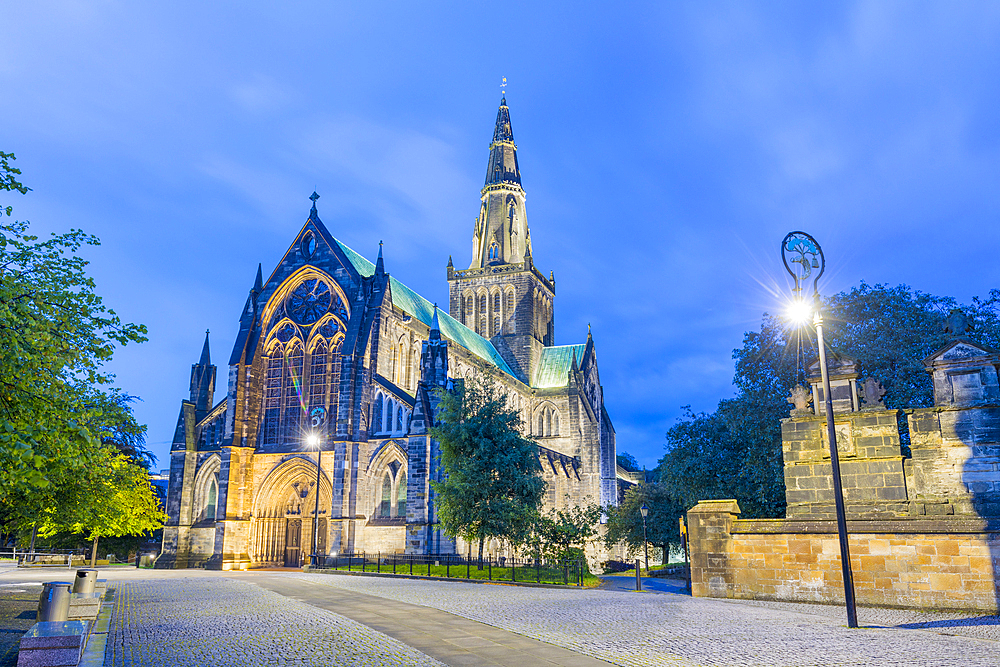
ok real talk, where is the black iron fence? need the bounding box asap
[316,552,586,586]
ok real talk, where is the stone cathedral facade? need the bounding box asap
[157,96,618,570]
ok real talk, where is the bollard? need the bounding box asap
[635,559,641,591]
[73,569,98,594]
[37,582,72,622]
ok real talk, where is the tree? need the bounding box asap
[616,451,642,472]
[0,152,147,494]
[0,152,153,552]
[35,449,166,565]
[658,282,1000,522]
[604,483,684,564]
[527,503,603,563]
[431,372,546,563]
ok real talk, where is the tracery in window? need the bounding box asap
[283,343,304,439]
[263,351,283,445]
[309,340,327,420]
[488,241,500,261]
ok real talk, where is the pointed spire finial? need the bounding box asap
[253,263,263,293]
[199,330,211,367]
[309,191,320,217]
[501,77,507,102]
[375,240,385,277]
[447,255,453,268]
[430,303,441,340]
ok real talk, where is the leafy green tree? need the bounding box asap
[604,483,683,564]
[0,153,146,494]
[431,373,546,563]
[527,503,603,563]
[658,282,1000,522]
[0,152,152,551]
[36,449,166,565]
[616,451,642,472]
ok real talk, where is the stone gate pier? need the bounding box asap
[688,327,1000,612]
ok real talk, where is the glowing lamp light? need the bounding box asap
[786,298,813,326]
[306,433,319,448]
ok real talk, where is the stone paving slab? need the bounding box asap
[245,574,613,667]
[290,571,1000,667]
[103,578,445,667]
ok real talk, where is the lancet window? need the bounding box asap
[379,474,392,517]
[397,471,407,516]
[536,405,560,437]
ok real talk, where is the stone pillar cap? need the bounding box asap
[688,499,741,514]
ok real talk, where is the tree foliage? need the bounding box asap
[0,152,159,544]
[431,372,546,560]
[616,451,642,472]
[603,483,684,561]
[527,503,602,562]
[658,282,1000,522]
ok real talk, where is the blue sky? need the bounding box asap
[4,2,1000,470]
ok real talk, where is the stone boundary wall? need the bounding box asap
[688,500,1000,613]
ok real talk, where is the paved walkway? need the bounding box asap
[104,578,445,667]
[290,571,1000,666]
[249,574,612,666]
[4,567,1000,666]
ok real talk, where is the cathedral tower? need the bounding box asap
[447,94,555,384]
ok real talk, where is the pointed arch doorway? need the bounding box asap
[250,456,332,567]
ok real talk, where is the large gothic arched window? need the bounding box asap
[263,351,283,445]
[283,343,304,439]
[309,340,327,419]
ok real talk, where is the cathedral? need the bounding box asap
[157,95,618,569]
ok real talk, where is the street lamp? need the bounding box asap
[639,502,649,574]
[781,231,858,629]
[306,432,323,568]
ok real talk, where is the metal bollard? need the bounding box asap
[635,559,641,591]
[73,569,98,594]
[37,582,72,622]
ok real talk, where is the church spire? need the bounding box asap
[468,91,530,269]
[484,95,521,189]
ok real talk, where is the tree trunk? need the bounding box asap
[478,535,485,570]
[29,524,37,556]
[90,536,99,567]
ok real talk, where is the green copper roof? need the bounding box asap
[533,344,585,389]
[336,240,518,378]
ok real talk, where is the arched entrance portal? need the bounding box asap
[250,456,332,567]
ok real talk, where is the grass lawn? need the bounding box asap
[326,560,602,587]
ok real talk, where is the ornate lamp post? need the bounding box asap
[781,231,858,628]
[306,432,323,568]
[639,502,649,574]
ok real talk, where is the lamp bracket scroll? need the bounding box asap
[781,231,825,298]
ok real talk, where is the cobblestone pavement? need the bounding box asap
[291,572,1000,667]
[105,578,445,667]
[0,582,42,667]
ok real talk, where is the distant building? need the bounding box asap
[157,96,620,570]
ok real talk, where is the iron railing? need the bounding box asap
[316,552,586,586]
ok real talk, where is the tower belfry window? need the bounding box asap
[488,241,500,261]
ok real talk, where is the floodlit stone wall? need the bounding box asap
[688,501,1000,612]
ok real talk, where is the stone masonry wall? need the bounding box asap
[688,500,1000,613]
